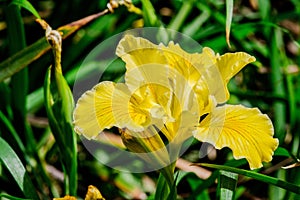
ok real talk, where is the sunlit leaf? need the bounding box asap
[198,163,300,194]
[217,170,238,200]
[0,10,109,82]
[225,0,233,48]
[0,137,39,199]
[0,193,32,200]
[141,0,161,27]
[11,0,41,19]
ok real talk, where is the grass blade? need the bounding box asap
[0,110,25,153]
[0,10,109,82]
[187,171,219,200]
[270,28,286,143]
[0,193,31,200]
[44,66,78,195]
[225,0,233,48]
[154,173,170,200]
[218,170,238,200]
[11,0,41,19]
[141,0,161,26]
[0,137,39,199]
[168,0,193,31]
[5,3,28,137]
[199,163,300,195]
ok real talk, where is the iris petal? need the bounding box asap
[217,52,256,87]
[161,42,201,86]
[199,48,256,103]
[112,83,152,131]
[194,104,279,169]
[73,81,117,139]
[216,52,255,103]
[73,81,152,139]
[116,35,167,71]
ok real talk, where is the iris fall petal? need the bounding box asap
[194,104,279,169]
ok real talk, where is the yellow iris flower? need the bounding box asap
[73,35,279,170]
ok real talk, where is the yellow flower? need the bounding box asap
[73,35,279,170]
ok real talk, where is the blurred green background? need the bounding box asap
[0,0,299,199]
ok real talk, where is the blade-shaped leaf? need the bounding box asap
[0,137,39,199]
[154,173,170,200]
[0,10,109,82]
[199,163,300,195]
[141,0,161,27]
[168,0,193,31]
[11,0,41,19]
[0,193,32,200]
[44,66,77,195]
[218,170,238,200]
[6,3,29,139]
[226,0,233,48]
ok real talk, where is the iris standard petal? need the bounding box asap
[194,104,279,169]
[200,48,256,103]
[161,42,201,86]
[160,42,209,117]
[217,52,256,87]
[116,35,167,71]
[124,62,171,103]
[216,52,255,103]
[196,48,227,105]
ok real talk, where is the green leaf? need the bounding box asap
[225,0,233,48]
[141,0,161,26]
[257,0,270,20]
[0,193,31,200]
[54,71,75,124]
[0,110,25,154]
[44,66,77,195]
[199,163,300,195]
[44,66,66,154]
[187,171,219,200]
[0,11,108,82]
[217,170,238,200]
[274,147,292,157]
[0,37,50,82]
[270,28,286,143]
[187,176,210,200]
[154,173,170,200]
[182,3,210,36]
[0,137,39,199]
[11,0,41,19]
[167,0,193,31]
[166,171,179,200]
[0,83,12,117]
[6,3,29,139]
